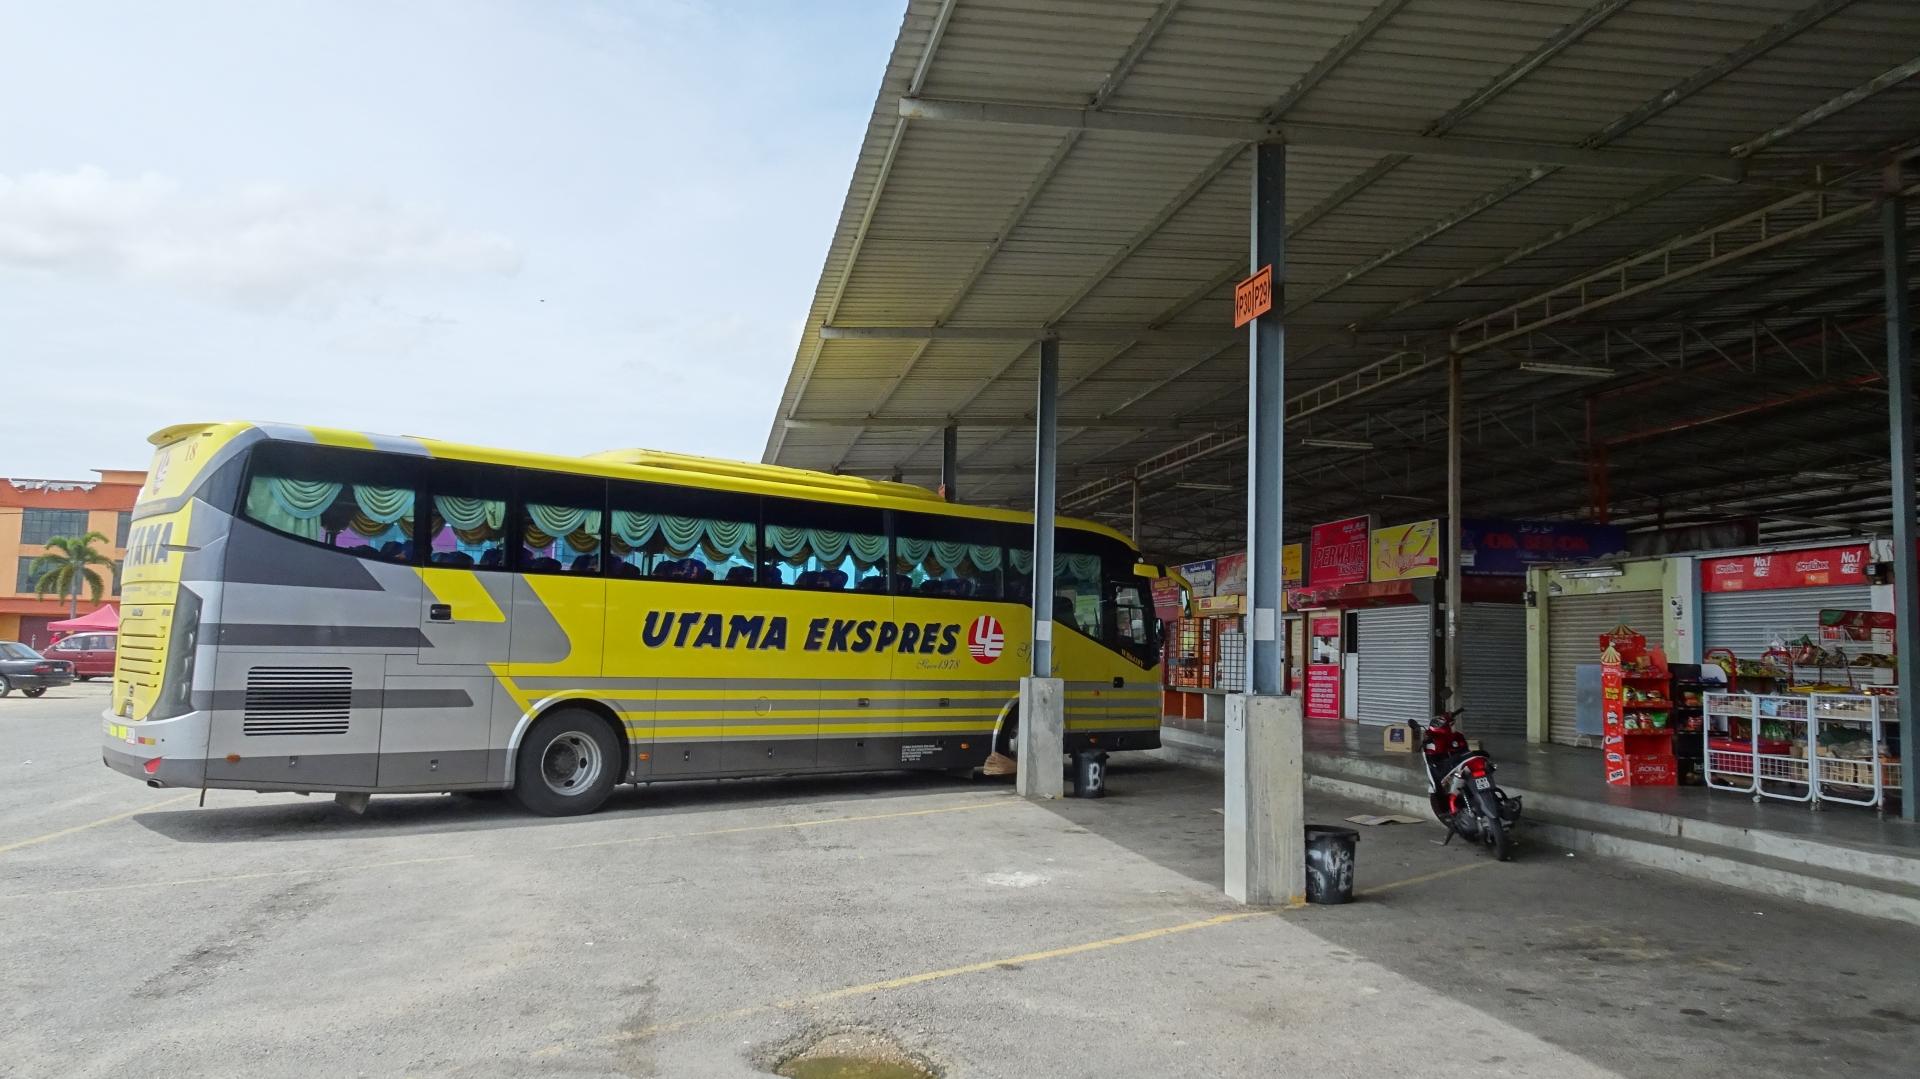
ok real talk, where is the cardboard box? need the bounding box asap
[1381,725,1413,753]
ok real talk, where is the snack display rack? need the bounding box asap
[1704,691,1903,812]
[1599,627,1677,787]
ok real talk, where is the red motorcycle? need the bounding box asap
[1409,707,1521,861]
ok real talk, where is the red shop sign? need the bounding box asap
[1700,544,1869,593]
[1309,515,1370,587]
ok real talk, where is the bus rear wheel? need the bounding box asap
[511,709,620,817]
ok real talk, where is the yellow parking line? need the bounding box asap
[580,859,1503,1048]
[1355,859,1496,896]
[604,910,1270,1044]
[0,793,195,856]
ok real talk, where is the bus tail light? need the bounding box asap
[143,757,163,775]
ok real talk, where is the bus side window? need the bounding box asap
[763,497,884,590]
[892,511,1010,600]
[607,480,757,584]
[517,471,605,576]
[242,448,417,563]
[424,463,509,569]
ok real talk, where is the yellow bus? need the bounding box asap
[105,422,1163,814]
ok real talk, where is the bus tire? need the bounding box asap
[511,708,621,817]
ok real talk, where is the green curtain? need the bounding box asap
[352,485,413,523]
[968,544,1002,571]
[614,512,752,560]
[768,526,885,567]
[247,476,341,541]
[526,503,600,539]
[436,496,504,531]
[1010,548,1032,574]
[1060,553,1103,581]
[896,537,930,565]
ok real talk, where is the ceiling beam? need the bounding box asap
[897,96,1747,180]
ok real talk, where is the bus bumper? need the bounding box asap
[101,709,210,788]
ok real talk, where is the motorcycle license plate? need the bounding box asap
[1472,776,1492,791]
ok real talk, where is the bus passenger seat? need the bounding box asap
[725,566,754,584]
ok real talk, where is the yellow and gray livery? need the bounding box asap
[105,422,1163,814]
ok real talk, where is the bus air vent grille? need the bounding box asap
[243,666,352,736]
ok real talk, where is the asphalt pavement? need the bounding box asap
[4,683,1918,1078]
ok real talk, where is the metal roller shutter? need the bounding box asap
[1354,605,1433,726]
[1701,585,1875,661]
[1547,590,1661,746]
[1457,604,1527,738]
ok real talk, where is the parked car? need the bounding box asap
[45,632,117,681]
[0,641,74,698]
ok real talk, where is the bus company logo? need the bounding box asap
[123,522,174,571]
[967,615,1004,664]
[638,612,963,656]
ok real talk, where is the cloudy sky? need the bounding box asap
[0,1,898,479]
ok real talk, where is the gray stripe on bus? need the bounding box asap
[193,688,475,711]
[213,622,432,648]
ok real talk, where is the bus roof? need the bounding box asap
[171,422,1138,550]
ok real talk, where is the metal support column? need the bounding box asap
[1882,170,1918,821]
[1031,338,1059,678]
[1018,336,1065,800]
[1446,351,1464,711]
[940,424,958,502]
[1130,476,1141,547]
[1226,141,1304,907]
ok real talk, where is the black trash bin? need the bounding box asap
[1303,825,1359,904]
[1070,751,1108,798]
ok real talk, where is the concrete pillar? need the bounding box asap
[940,423,958,502]
[1881,169,1917,821]
[1224,694,1306,906]
[1018,336,1062,800]
[1225,140,1304,906]
[1445,350,1464,712]
[1016,676,1064,800]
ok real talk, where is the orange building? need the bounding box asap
[1,470,145,647]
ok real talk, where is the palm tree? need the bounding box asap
[31,531,114,618]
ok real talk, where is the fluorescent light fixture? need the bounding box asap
[1174,482,1235,491]
[1559,564,1625,579]
[1301,437,1375,450]
[1797,469,1859,482]
[1519,361,1616,378]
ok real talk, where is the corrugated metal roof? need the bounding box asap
[767,0,1920,557]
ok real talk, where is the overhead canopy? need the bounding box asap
[49,605,119,633]
[766,0,1920,557]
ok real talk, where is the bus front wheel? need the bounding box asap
[511,709,620,816]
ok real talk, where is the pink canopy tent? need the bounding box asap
[47,605,119,636]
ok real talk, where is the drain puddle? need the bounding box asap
[771,1031,937,1079]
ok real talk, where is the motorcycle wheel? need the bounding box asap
[1484,815,1512,861]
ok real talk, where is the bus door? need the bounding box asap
[388,470,515,788]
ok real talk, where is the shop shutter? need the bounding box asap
[1700,585,1874,664]
[1354,605,1433,725]
[1456,604,1527,738]
[1546,590,1661,746]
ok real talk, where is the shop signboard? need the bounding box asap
[1309,516,1370,587]
[1305,614,1342,720]
[1177,558,1216,599]
[1282,543,1303,587]
[1213,552,1248,597]
[1458,519,1628,576]
[1701,544,1870,592]
[1150,577,1184,621]
[1197,594,1245,615]
[1371,519,1441,581]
